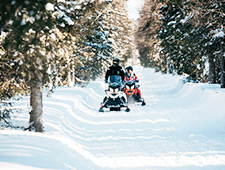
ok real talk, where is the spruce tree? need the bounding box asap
[137,0,225,86]
[0,0,134,130]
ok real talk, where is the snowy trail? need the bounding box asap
[1,66,225,170]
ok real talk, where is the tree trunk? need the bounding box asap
[29,76,44,132]
[209,56,216,84]
[67,70,75,87]
[66,50,75,87]
[220,55,225,88]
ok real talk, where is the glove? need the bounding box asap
[135,80,139,83]
[105,79,108,83]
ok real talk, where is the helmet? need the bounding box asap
[126,66,133,71]
[113,58,119,66]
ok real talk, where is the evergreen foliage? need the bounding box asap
[137,0,225,85]
[0,0,133,130]
[136,0,162,69]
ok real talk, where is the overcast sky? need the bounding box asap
[125,0,145,20]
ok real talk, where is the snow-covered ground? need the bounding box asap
[1,66,225,170]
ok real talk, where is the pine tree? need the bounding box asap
[106,0,134,65]
[157,1,204,79]
[136,0,163,69]
[0,0,134,130]
[1,0,58,132]
[137,0,225,86]
[191,0,225,86]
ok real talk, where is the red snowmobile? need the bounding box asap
[123,80,146,106]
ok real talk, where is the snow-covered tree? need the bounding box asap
[188,0,225,86]
[136,0,163,69]
[158,1,206,80]
[0,0,134,130]
[51,0,133,82]
[73,0,114,80]
[0,0,59,132]
[106,0,134,65]
[137,0,225,86]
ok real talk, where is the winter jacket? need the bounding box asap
[105,65,125,81]
[124,72,139,82]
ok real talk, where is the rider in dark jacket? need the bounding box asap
[105,58,124,83]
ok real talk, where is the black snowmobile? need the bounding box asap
[99,75,130,112]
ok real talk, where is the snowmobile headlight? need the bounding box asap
[109,87,114,92]
[131,85,134,89]
[126,85,129,89]
[114,88,119,92]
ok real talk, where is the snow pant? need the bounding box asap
[136,88,142,99]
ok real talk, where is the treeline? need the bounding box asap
[136,0,225,87]
[0,0,133,131]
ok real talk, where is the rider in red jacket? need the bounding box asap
[124,66,139,82]
[124,66,145,105]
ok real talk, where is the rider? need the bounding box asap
[124,66,139,82]
[124,66,145,104]
[100,58,130,112]
[105,58,125,83]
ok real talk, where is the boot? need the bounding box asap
[125,106,130,112]
[99,105,104,112]
[141,100,146,106]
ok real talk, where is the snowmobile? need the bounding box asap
[123,80,146,106]
[99,75,130,112]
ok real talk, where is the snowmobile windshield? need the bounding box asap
[109,75,122,84]
[126,80,135,86]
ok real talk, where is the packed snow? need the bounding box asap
[1,65,225,170]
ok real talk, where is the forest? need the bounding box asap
[0,0,134,131]
[137,0,225,84]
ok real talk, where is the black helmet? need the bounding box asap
[113,58,119,66]
[126,66,133,71]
